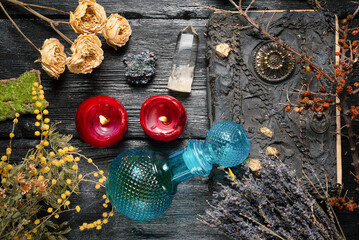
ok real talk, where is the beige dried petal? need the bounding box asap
[265,146,279,157]
[38,179,49,192]
[215,43,231,58]
[260,127,273,138]
[0,188,5,199]
[102,13,131,50]
[66,34,104,74]
[20,182,32,195]
[70,0,106,34]
[28,163,37,175]
[15,172,26,184]
[37,38,66,79]
[247,158,262,172]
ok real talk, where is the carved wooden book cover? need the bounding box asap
[206,11,339,187]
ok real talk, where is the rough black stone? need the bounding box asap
[123,50,157,85]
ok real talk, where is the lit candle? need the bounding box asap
[76,96,128,148]
[140,95,187,141]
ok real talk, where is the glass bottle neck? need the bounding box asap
[164,140,213,189]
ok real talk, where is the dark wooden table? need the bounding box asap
[1,0,358,239]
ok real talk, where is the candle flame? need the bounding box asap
[158,116,169,124]
[99,115,111,126]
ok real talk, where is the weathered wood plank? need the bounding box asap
[0,0,314,20]
[0,19,210,139]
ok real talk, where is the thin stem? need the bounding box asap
[9,0,70,15]
[6,0,73,45]
[329,204,347,240]
[0,2,40,52]
[238,213,287,240]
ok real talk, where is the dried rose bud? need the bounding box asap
[69,0,107,34]
[36,38,66,79]
[66,34,104,74]
[102,14,132,50]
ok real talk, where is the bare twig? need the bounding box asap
[266,12,276,32]
[7,0,69,15]
[0,1,40,52]
[6,0,73,45]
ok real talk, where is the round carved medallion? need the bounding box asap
[253,41,296,83]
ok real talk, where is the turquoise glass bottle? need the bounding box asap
[106,121,250,221]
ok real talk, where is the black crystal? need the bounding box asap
[123,51,157,85]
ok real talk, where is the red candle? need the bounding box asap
[76,96,128,148]
[140,95,186,141]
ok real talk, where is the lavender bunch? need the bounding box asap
[200,156,345,240]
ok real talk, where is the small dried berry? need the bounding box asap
[316,73,321,80]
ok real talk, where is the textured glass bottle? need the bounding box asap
[106,121,250,221]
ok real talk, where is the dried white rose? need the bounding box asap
[36,38,66,79]
[69,0,107,34]
[102,13,132,50]
[66,34,104,74]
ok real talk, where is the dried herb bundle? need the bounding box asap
[200,156,345,240]
[0,80,112,240]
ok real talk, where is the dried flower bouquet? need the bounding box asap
[0,72,113,240]
[1,0,132,78]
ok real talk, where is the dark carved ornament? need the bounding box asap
[253,41,296,83]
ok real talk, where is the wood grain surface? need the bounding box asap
[0,0,358,239]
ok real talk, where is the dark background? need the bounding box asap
[0,0,358,239]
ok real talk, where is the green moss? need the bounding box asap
[0,70,49,121]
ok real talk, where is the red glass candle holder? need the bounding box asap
[76,96,128,148]
[140,95,186,141]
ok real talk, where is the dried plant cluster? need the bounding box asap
[200,156,345,240]
[1,0,132,77]
[0,82,113,240]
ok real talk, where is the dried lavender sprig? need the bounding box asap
[199,155,345,240]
